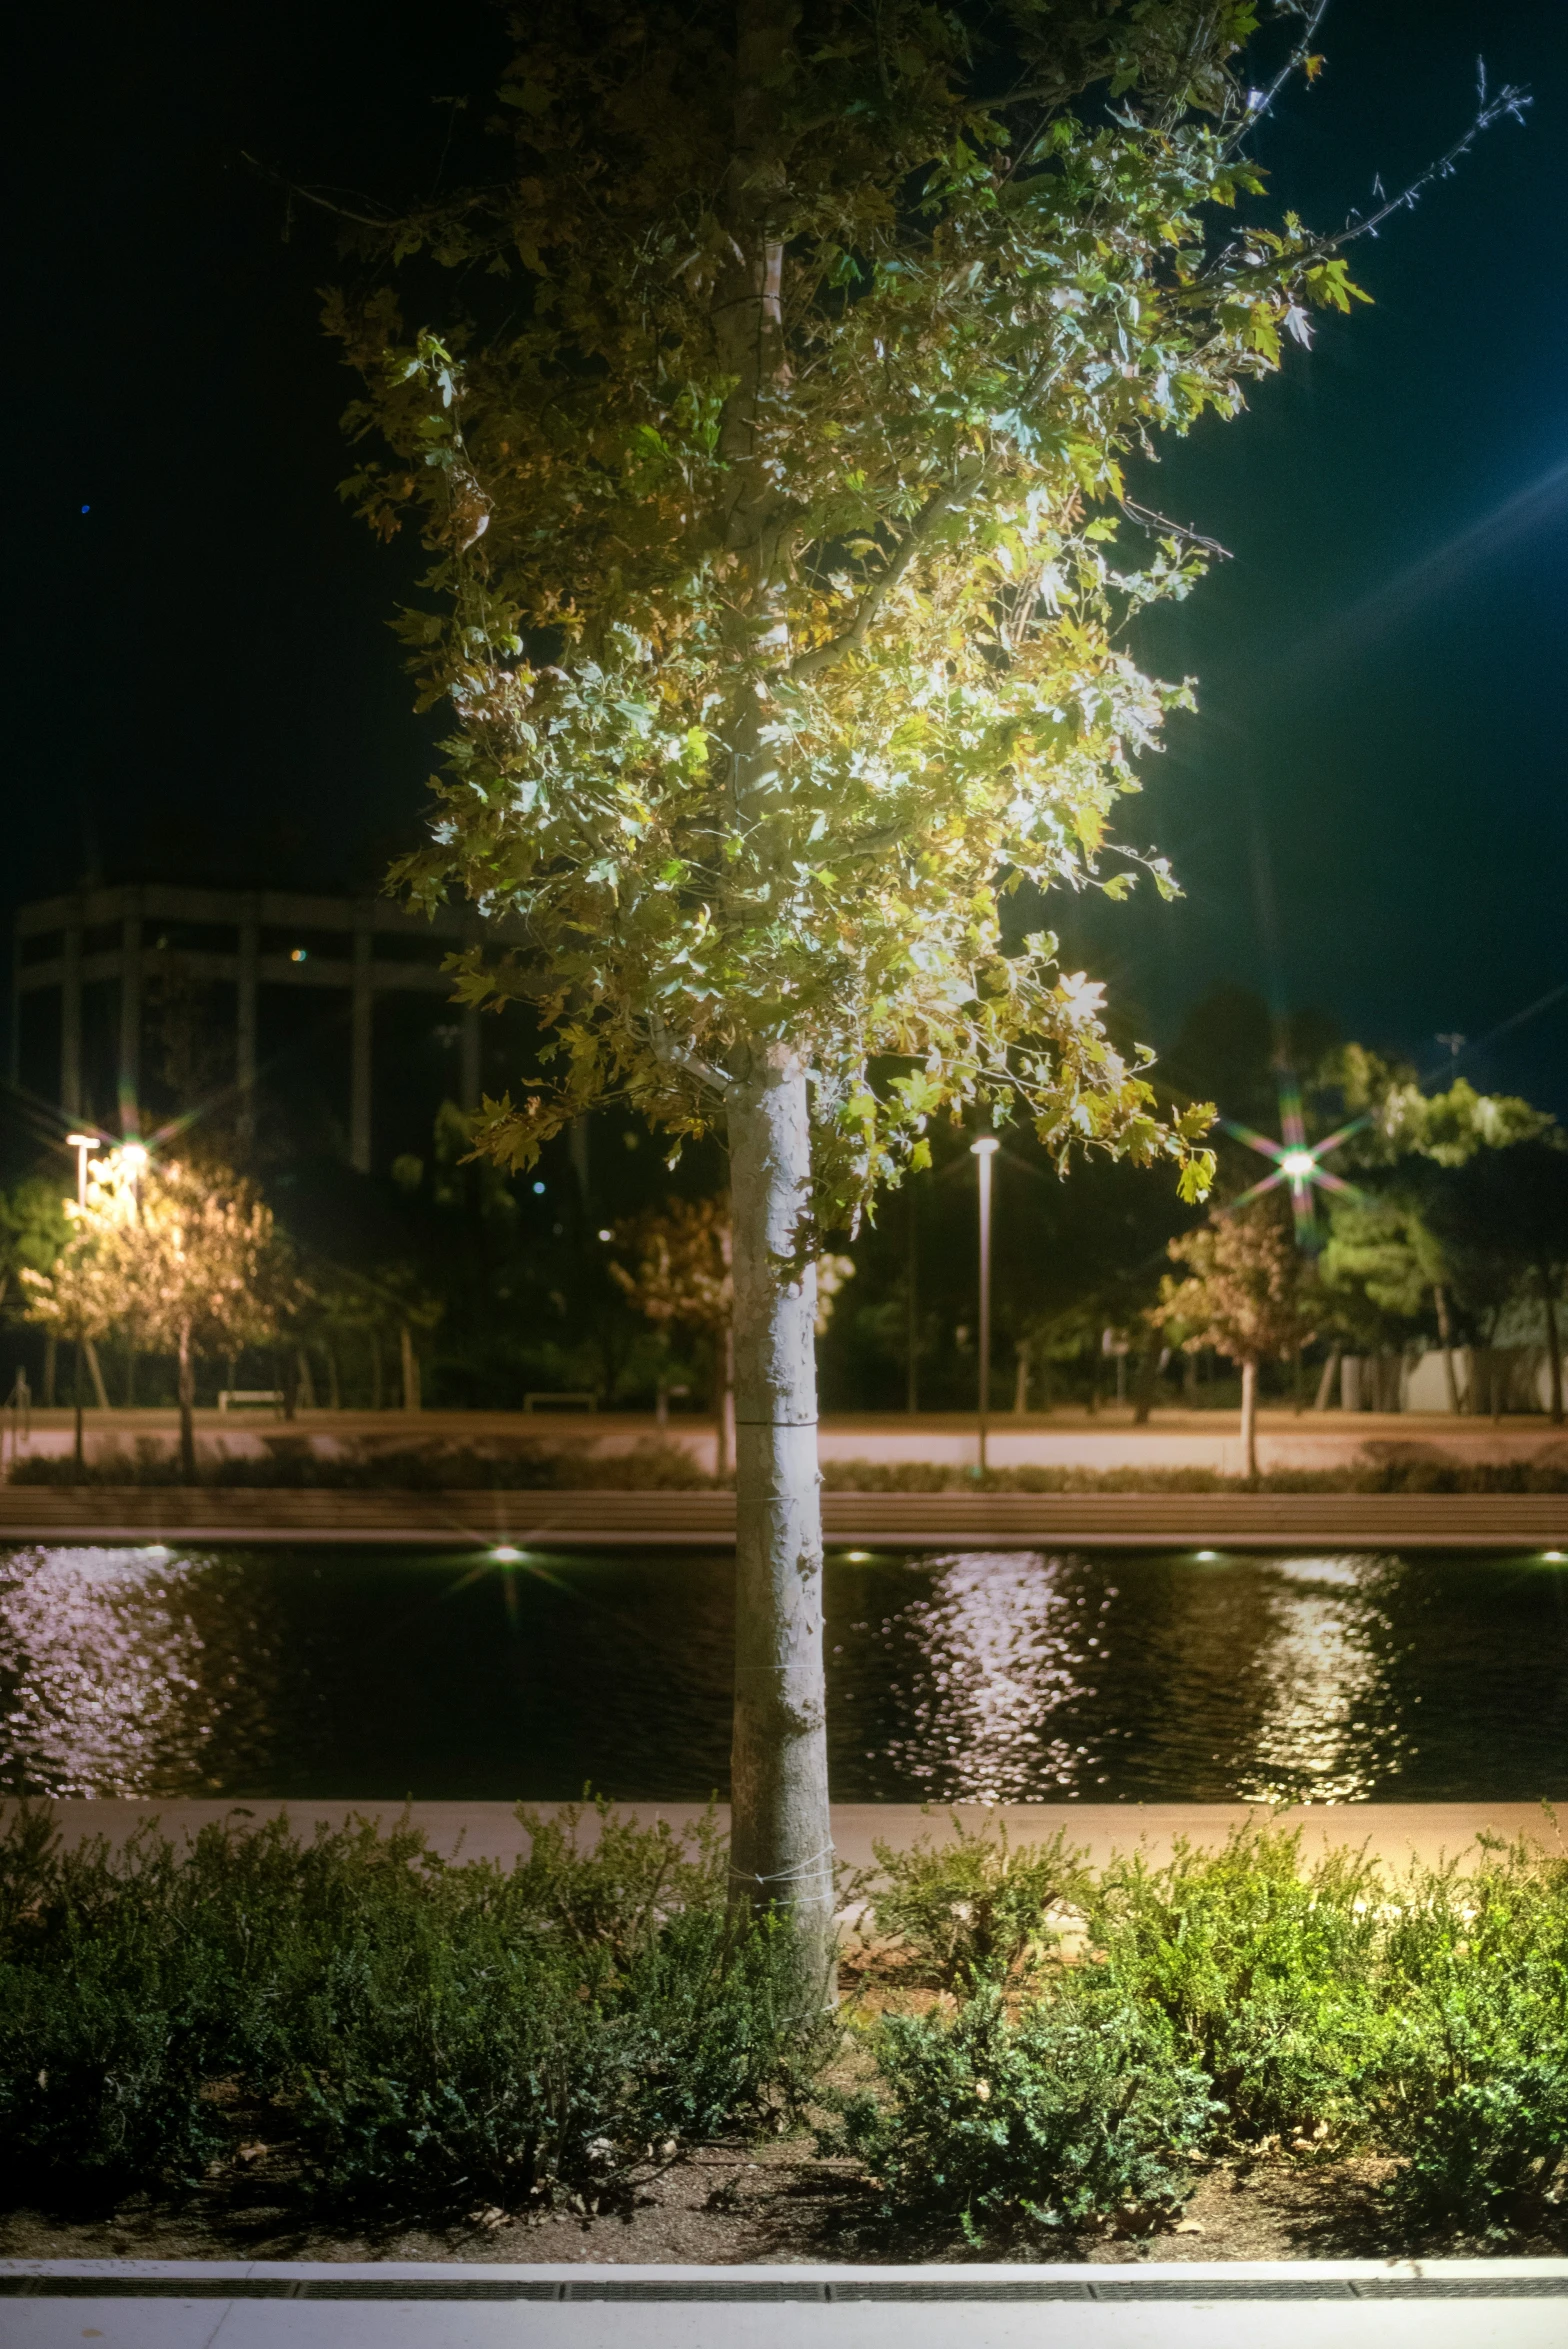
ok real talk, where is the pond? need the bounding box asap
[1,1543,1565,1806]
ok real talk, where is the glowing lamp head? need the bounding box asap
[490,1544,523,1564]
[1280,1150,1316,1181]
[65,1132,95,1151]
[970,1135,1000,1157]
[121,1143,149,1172]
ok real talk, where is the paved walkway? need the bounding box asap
[2,1485,1566,1548]
[3,2261,1565,2346]
[9,1403,1568,1479]
[19,1801,1564,1876]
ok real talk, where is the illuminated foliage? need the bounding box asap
[317,0,1409,1217]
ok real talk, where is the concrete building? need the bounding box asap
[9,883,523,1173]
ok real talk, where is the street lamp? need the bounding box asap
[970,1135,999,1473]
[64,1133,96,1209]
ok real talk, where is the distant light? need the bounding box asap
[490,1545,523,1563]
[970,1135,999,1157]
[1281,1150,1316,1180]
[290,947,308,963]
[1544,1550,1566,1563]
[121,1143,149,1171]
[843,1549,872,1562]
[1195,1549,1220,1561]
[80,503,91,515]
[597,1227,612,1241]
[532,1181,546,1195]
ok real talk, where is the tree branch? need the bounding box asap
[786,461,982,682]
[1218,0,1333,164]
[648,1012,728,1098]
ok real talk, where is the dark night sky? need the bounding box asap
[9,1,1567,1109]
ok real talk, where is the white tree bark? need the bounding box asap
[726,1041,835,1989]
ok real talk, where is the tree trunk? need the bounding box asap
[1183,1347,1198,1406]
[72,1341,84,1479]
[400,1323,422,1413]
[714,1320,736,1479]
[905,1186,919,1414]
[124,1344,137,1408]
[296,1348,317,1411]
[726,1043,834,1993]
[1131,1342,1158,1426]
[1312,1342,1341,1411]
[177,1318,196,1483]
[1013,1339,1031,1415]
[325,1342,342,1411]
[44,1333,57,1409]
[84,1338,110,1412]
[1542,1267,1563,1425]
[1433,1284,1462,1413]
[1239,1356,1258,1481]
[371,1332,384,1411]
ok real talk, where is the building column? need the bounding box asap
[119,903,142,1135]
[350,916,373,1174]
[61,908,83,1121]
[461,1005,481,1114]
[236,899,258,1146]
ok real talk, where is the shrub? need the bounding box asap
[0,1799,821,2218]
[854,1815,1092,1989]
[827,1982,1216,2244]
[1372,1838,1568,2236]
[1086,1828,1387,2148]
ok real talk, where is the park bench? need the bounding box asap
[217,1390,285,1415]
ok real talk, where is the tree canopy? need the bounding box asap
[319,0,1420,1230]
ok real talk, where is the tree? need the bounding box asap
[611,1195,852,1470]
[16,1178,122,1476]
[28,1150,293,1480]
[1422,1140,1568,1425]
[1156,1194,1317,1477]
[317,1,1513,1973]
[1321,1056,1556,1412]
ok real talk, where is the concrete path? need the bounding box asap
[18,1800,1564,1877]
[3,2262,1566,2347]
[11,1402,1568,1479]
[2,1486,1566,1548]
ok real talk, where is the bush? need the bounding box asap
[844,1817,1568,2244]
[826,1982,1216,2244]
[854,1815,1092,1989]
[1371,1838,1568,2236]
[1086,1829,1387,2148]
[0,1800,822,2218]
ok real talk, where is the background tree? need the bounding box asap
[1421,1139,1568,1424]
[318,0,1508,1971]
[612,1196,852,1471]
[53,1152,295,1480]
[18,1179,125,1475]
[1,1177,74,1409]
[1156,1194,1318,1476]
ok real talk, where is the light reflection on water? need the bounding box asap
[0,1542,1563,1803]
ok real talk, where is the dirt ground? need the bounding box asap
[3,2137,1561,2268]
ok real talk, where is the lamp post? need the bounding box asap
[971,1135,999,1472]
[64,1133,96,1210]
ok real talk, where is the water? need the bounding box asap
[1,1543,1565,1805]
